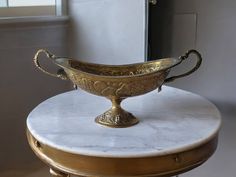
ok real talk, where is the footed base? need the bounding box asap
[95,108,139,128]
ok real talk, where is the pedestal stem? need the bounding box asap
[95,97,139,128]
[111,97,122,109]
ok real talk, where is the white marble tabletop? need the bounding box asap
[27,86,221,158]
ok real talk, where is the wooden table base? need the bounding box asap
[49,168,179,177]
[50,168,70,177]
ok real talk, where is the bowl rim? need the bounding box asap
[52,57,182,79]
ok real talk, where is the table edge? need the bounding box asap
[27,129,219,177]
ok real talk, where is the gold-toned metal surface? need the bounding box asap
[33,49,202,128]
[27,129,218,177]
[33,49,68,80]
[50,168,70,177]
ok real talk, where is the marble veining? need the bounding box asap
[27,86,221,158]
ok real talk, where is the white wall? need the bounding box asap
[0,17,70,171]
[67,0,147,64]
[165,0,236,105]
[156,1,236,176]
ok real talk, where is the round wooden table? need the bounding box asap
[26,86,221,177]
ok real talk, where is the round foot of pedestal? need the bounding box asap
[95,108,139,128]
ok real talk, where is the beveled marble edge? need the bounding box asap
[26,86,222,158]
[27,125,221,158]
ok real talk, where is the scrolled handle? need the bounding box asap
[164,49,202,83]
[33,49,68,80]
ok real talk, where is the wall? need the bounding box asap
[67,0,147,64]
[0,16,70,171]
[167,0,236,104]
[152,1,236,176]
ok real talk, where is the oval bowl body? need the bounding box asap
[53,58,180,98]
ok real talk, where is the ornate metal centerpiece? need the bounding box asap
[34,49,202,128]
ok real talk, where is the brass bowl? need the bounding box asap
[34,49,202,128]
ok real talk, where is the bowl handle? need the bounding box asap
[164,49,202,83]
[33,49,68,80]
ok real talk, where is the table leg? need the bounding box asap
[50,168,70,177]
